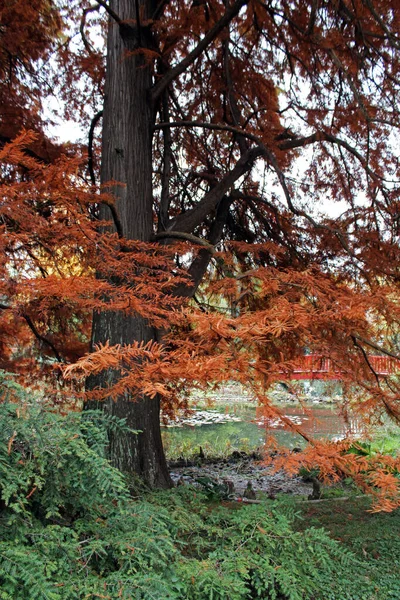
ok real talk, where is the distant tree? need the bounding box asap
[2,0,400,504]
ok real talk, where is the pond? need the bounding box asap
[162,403,364,458]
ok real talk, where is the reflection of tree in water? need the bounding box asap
[260,406,363,440]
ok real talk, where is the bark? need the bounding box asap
[87,0,172,488]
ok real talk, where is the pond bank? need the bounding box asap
[169,453,316,498]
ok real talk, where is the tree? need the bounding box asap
[2,0,400,503]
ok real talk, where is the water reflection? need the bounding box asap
[255,405,364,441]
[162,404,364,455]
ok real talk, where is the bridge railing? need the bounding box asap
[285,354,398,379]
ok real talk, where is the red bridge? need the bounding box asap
[280,355,399,380]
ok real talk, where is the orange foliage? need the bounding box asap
[2,0,400,502]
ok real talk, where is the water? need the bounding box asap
[162,404,363,456]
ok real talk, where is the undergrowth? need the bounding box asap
[0,371,398,599]
[296,497,400,599]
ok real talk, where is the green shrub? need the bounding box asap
[0,372,382,599]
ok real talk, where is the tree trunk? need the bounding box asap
[88,0,172,488]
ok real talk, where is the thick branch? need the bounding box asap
[152,0,170,21]
[151,0,248,103]
[169,145,265,233]
[102,200,124,239]
[174,196,233,298]
[87,111,123,237]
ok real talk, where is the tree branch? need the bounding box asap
[94,0,122,24]
[102,200,124,239]
[351,335,380,385]
[88,110,103,186]
[154,120,262,145]
[278,131,385,184]
[363,0,400,50]
[80,5,100,55]
[173,196,233,298]
[151,0,248,103]
[352,334,400,362]
[152,0,171,21]
[304,0,318,36]
[158,93,172,231]
[222,15,248,156]
[168,145,265,233]
[22,314,63,363]
[152,230,215,251]
[156,123,378,278]
[87,111,123,237]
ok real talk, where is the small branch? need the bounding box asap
[352,335,400,361]
[304,0,318,36]
[80,5,100,55]
[154,120,262,146]
[351,335,380,385]
[304,495,366,504]
[351,336,400,424]
[22,314,63,363]
[363,0,400,50]
[223,18,248,156]
[278,131,385,184]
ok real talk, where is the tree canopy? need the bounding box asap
[1,0,400,507]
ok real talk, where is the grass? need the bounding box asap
[370,430,400,455]
[162,433,261,460]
